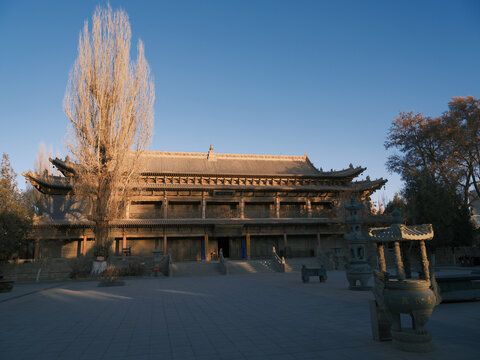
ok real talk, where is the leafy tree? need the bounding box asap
[0,153,33,261]
[385,96,480,206]
[402,170,473,249]
[63,5,154,253]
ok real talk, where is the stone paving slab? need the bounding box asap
[0,271,478,359]
[0,281,64,303]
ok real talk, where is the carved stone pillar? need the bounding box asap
[377,243,386,272]
[419,240,430,282]
[394,241,405,281]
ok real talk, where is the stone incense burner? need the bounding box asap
[368,210,440,352]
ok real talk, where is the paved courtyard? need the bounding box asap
[0,271,479,360]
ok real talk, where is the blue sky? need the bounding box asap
[1,0,480,205]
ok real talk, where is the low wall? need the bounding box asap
[0,259,72,282]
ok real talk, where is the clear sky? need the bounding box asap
[1,0,480,205]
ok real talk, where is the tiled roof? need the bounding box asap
[368,224,434,242]
[51,151,366,177]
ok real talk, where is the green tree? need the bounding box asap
[0,153,33,260]
[385,96,480,206]
[403,170,473,249]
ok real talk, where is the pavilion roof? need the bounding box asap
[368,224,434,242]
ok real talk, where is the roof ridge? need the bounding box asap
[142,150,307,161]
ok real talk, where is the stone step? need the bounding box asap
[227,260,277,274]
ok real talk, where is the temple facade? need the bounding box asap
[24,147,386,262]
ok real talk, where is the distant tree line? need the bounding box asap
[385,96,478,249]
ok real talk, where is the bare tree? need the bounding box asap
[64,5,154,253]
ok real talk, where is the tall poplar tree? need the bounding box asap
[63,5,154,254]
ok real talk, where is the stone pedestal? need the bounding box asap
[369,300,391,341]
[91,261,107,275]
[391,329,434,353]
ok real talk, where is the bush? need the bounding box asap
[69,257,93,278]
[98,265,119,282]
[119,258,146,276]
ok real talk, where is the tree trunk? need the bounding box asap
[94,220,111,253]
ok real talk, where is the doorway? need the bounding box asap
[217,237,230,258]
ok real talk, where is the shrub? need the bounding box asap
[119,258,146,276]
[69,257,93,278]
[98,265,119,282]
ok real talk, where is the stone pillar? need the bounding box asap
[163,234,167,255]
[394,241,405,281]
[283,233,288,258]
[246,233,251,259]
[419,240,430,282]
[378,243,386,272]
[306,199,312,218]
[83,234,88,257]
[201,192,206,219]
[34,236,40,260]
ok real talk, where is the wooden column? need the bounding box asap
[316,232,321,256]
[163,193,168,219]
[122,234,127,254]
[204,234,209,261]
[34,236,40,260]
[377,243,387,272]
[246,233,251,259]
[306,199,312,218]
[275,196,280,218]
[83,234,88,257]
[201,192,206,219]
[283,233,288,258]
[240,197,245,219]
[163,234,168,255]
[394,241,405,281]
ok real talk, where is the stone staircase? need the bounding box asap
[169,258,322,277]
[227,259,277,274]
[171,261,223,277]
